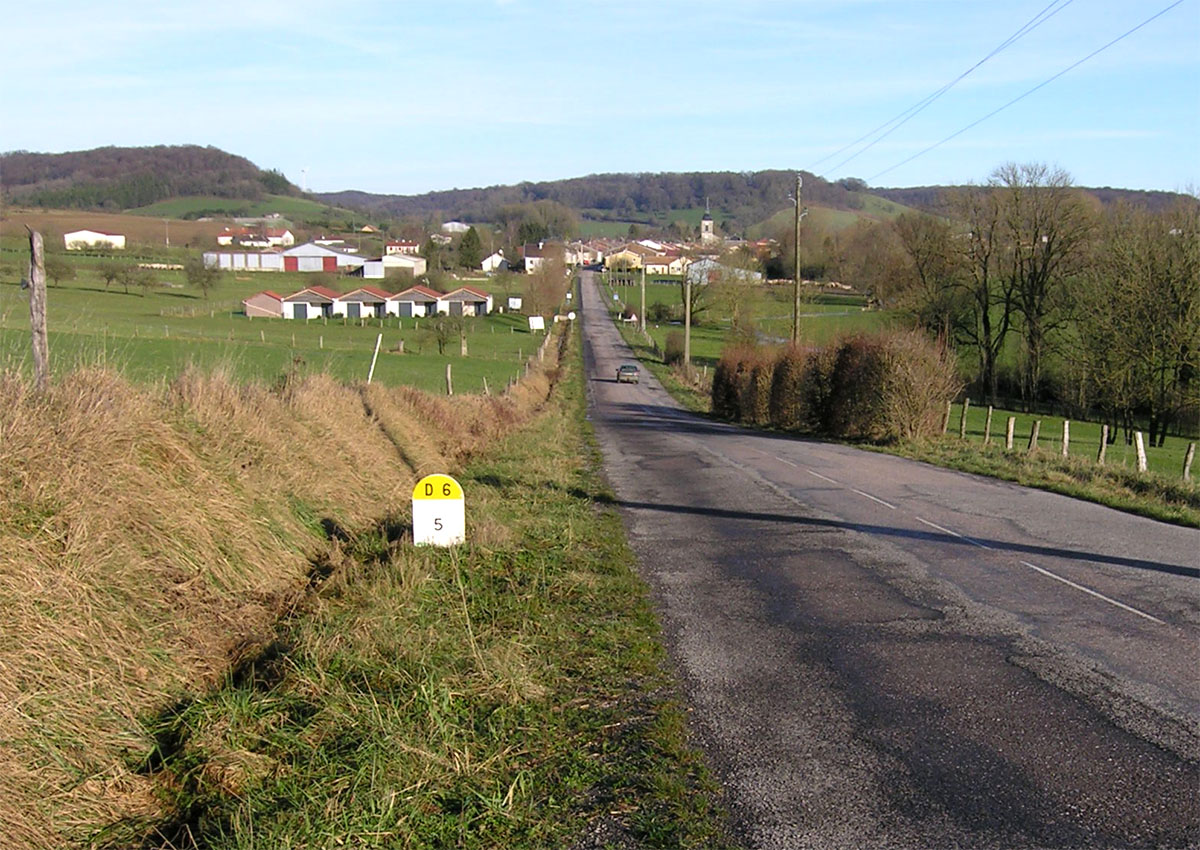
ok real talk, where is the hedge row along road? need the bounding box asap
[579,271,1199,849]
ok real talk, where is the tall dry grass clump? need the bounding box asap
[715,330,960,443]
[0,327,566,850]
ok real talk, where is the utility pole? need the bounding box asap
[684,270,692,372]
[792,173,807,345]
[640,264,646,333]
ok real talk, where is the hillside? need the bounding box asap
[872,184,1190,215]
[0,145,298,210]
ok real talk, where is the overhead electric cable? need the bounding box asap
[866,0,1186,183]
[809,0,1075,176]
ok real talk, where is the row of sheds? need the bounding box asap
[244,284,494,320]
[204,242,428,278]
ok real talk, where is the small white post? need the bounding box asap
[1098,424,1109,465]
[1134,431,1147,473]
[1061,420,1070,458]
[1183,442,1195,481]
[1005,417,1016,451]
[367,333,382,384]
[983,406,993,446]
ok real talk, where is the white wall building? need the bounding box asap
[64,229,126,250]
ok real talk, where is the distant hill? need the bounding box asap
[0,145,299,211]
[872,184,1190,215]
[316,170,883,234]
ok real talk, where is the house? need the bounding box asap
[334,286,391,319]
[441,286,492,317]
[360,224,378,233]
[481,250,508,273]
[265,228,295,247]
[685,257,763,285]
[643,255,687,275]
[356,253,429,279]
[242,290,284,318]
[441,221,470,234]
[385,240,421,255]
[604,246,649,271]
[64,229,125,250]
[281,286,340,319]
[279,242,365,272]
[388,285,443,318]
[523,241,566,274]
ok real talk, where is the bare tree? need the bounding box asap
[892,212,965,343]
[994,163,1093,409]
[184,256,221,299]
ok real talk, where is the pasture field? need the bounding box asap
[0,255,554,393]
[1,208,229,251]
[128,193,358,222]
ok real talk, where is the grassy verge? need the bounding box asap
[116,334,735,848]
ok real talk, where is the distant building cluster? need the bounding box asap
[204,241,428,278]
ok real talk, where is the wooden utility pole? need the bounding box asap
[26,227,49,391]
[791,173,806,345]
[684,273,692,371]
[640,265,646,333]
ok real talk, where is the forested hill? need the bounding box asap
[0,145,298,210]
[872,184,1189,215]
[317,170,872,229]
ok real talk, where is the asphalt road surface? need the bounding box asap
[580,272,1200,849]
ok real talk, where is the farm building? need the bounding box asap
[353,253,428,279]
[265,228,295,247]
[64,229,126,250]
[644,255,688,275]
[334,287,391,319]
[685,257,762,285]
[203,251,286,272]
[388,285,443,318]
[280,242,365,272]
[441,221,470,234]
[385,240,421,255]
[242,290,284,318]
[281,286,340,320]
[442,286,493,317]
[481,250,508,273]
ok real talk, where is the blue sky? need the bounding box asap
[2,0,1196,196]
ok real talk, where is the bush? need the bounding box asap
[663,331,686,366]
[769,345,812,431]
[648,302,673,323]
[741,357,775,425]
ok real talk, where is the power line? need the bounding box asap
[867,0,1187,183]
[809,0,1075,176]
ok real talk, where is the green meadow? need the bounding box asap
[0,251,553,393]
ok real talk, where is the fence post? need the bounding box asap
[942,401,952,435]
[460,335,468,357]
[482,376,490,396]
[367,333,382,384]
[958,399,970,439]
[983,406,993,446]
[1027,420,1041,453]
[1098,424,1109,465]
[1061,420,1070,458]
[1183,442,1195,481]
[1005,416,1016,451]
[25,227,49,392]
[445,363,453,396]
[1134,431,1147,473]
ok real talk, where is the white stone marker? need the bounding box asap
[412,474,465,546]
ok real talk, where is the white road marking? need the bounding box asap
[1019,561,1165,625]
[851,489,896,510]
[916,516,995,550]
[807,470,840,485]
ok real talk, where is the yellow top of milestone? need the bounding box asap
[412,474,464,501]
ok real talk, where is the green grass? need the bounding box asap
[115,333,735,849]
[128,194,359,222]
[0,262,552,392]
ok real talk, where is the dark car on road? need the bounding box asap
[616,364,640,383]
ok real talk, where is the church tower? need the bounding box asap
[700,198,717,244]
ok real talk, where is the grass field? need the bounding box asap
[128,193,360,222]
[1,208,230,252]
[0,255,555,393]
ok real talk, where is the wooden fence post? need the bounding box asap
[1098,424,1109,465]
[25,227,49,392]
[1134,431,1147,473]
[460,334,468,357]
[1061,420,1070,458]
[983,406,993,446]
[1027,420,1041,453]
[367,334,382,384]
[1183,442,1195,481]
[959,398,970,439]
[942,401,952,435]
[445,363,453,396]
[482,376,490,396]
[1005,416,1015,451]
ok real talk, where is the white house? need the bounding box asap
[385,240,421,255]
[523,242,567,274]
[334,286,391,319]
[387,285,443,318]
[242,290,284,318]
[265,228,295,247]
[481,250,508,273]
[441,286,493,317]
[281,286,340,320]
[685,257,762,285]
[64,229,126,250]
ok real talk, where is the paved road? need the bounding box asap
[580,272,1200,849]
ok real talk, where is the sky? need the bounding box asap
[2,0,1197,196]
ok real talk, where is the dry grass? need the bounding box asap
[0,329,566,849]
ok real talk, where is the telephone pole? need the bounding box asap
[791,173,806,345]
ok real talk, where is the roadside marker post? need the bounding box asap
[412,474,465,547]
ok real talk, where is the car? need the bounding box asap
[616,364,640,383]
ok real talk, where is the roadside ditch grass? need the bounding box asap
[604,297,1198,528]
[119,334,736,849]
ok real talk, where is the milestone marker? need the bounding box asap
[412,474,465,546]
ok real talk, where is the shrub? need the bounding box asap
[769,345,811,430]
[741,356,775,425]
[663,330,686,366]
[826,336,890,440]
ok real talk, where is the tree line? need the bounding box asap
[834,163,1198,445]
